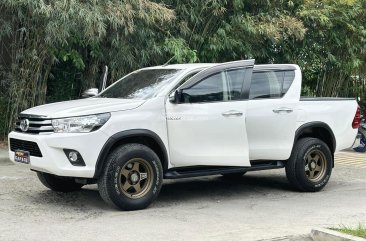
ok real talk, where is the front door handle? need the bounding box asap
[273,108,293,114]
[222,110,243,117]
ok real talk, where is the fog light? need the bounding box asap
[63,149,86,166]
[68,151,78,162]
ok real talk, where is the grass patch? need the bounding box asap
[333,224,366,239]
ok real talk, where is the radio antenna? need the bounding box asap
[162,56,175,66]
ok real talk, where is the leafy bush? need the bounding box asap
[0,0,365,140]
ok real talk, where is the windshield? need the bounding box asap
[98,69,182,99]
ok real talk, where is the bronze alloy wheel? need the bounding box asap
[304,150,327,182]
[119,158,154,199]
[286,138,332,192]
[98,143,163,210]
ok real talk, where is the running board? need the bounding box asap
[164,161,285,179]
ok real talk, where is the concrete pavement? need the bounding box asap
[0,146,9,163]
[0,148,365,241]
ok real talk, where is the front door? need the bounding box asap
[165,60,254,167]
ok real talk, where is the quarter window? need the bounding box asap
[249,70,295,99]
[282,71,295,95]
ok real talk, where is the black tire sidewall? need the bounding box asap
[295,139,332,191]
[37,172,83,192]
[105,145,163,210]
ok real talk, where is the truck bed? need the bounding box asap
[298,97,358,151]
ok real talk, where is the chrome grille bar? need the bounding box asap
[14,115,53,134]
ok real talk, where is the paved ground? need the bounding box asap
[0,148,365,241]
[335,151,366,168]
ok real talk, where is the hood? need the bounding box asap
[21,98,145,118]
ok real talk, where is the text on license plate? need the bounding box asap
[14,150,30,164]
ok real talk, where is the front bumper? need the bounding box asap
[8,130,109,178]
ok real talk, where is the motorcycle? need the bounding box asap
[353,114,366,152]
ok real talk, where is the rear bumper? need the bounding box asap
[8,131,109,178]
[336,128,359,151]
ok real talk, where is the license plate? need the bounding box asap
[14,150,30,164]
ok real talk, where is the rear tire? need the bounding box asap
[37,172,84,192]
[285,137,332,192]
[221,171,246,179]
[97,143,163,211]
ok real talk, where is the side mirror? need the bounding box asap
[82,88,99,98]
[169,90,182,104]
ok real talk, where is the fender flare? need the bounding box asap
[294,122,337,168]
[294,122,336,152]
[93,129,168,179]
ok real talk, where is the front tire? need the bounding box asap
[37,172,84,192]
[97,143,163,211]
[285,137,332,192]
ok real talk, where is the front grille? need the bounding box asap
[15,114,53,134]
[9,138,43,157]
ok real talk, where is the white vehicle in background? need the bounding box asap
[8,60,360,210]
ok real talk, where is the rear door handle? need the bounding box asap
[273,108,293,114]
[222,110,243,117]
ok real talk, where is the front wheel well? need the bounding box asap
[110,136,166,167]
[94,130,168,179]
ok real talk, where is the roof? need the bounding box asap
[253,64,297,71]
[143,63,298,71]
[143,63,217,70]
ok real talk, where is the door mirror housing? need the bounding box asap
[82,88,99,98]
[169,90,182,104]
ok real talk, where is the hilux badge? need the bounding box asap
[20,119,29,132]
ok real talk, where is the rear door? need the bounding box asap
[165,60,254,167]
[246,67,298,160]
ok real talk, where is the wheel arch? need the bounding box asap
[294,122,336,167]
[94,129,169,179]
[295,122,336,153]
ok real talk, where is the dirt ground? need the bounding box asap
[0,150,365,241]
[0,141,7,149]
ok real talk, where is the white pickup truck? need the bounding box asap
[8,60,360,210]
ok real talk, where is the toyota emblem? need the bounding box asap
[20,119,29,132]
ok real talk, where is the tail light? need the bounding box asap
[352,106,361,129]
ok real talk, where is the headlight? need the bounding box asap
[52,113,111,133]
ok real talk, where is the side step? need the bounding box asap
[164,161,285,179]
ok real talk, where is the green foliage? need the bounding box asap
[0,0,175,138]
[163,38,198,63]
[54,49,86,71]
[333,224,366,239]
[162,0,307,63]
[296,0,366,96]
[46,61,83,103]
[0,0,365,139]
